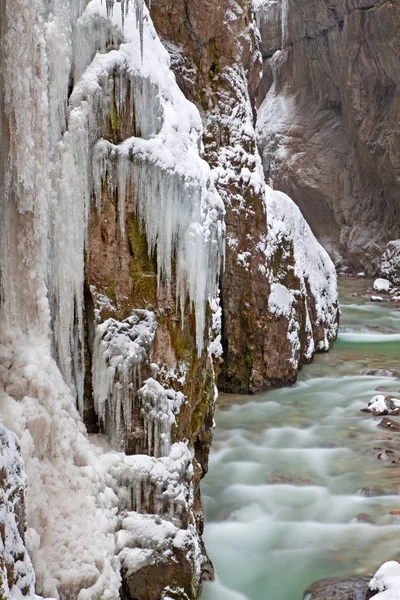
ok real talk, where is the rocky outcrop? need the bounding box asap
[256,0,400,272]
[150,0,339,394]
[379,240,400,285]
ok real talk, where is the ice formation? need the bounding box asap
[0,0,223,597]
[0,424,35,599]
[92,311,157,447]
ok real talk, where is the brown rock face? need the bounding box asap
[150,0,338,394]
[256,0,400,272]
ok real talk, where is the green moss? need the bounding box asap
[105,280,117,305]
[110,98,120,134]
[271,247,283,277]
[128,218,157,307]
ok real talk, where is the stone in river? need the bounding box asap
[360,487,394,497]
[356,513,375,524]
[378,418,400,431]
[268,475,313,486]
[303,576,371,600]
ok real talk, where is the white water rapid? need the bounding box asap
[201,277,400,600]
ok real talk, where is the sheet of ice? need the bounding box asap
[0,331,121,599]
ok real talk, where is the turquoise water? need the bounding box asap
[201,277,400,600]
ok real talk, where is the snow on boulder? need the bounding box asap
[367,395,388,414]
[370,295,384,302]
[373,278,391,292]
[369,561,400,598]
[379,240,400,286]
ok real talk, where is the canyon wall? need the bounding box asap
[150,0,339,395]
[256,0,400,272]
[0,1,339,599]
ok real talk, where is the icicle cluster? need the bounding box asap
[139,379,184,458]
[92,310,156,445]
[104,441,193,519]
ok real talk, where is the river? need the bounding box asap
[200,276,400,600]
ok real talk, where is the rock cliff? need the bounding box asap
[0,0,339,599]
[150,0,339,394]
[256,0,400,272]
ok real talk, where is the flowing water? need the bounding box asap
[201,277,400,600]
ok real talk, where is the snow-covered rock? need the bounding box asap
[370,296,384,302]
[264,188,339,361]
[362,395,400,416]
[369,561,400,598]
[379,241,400,286]
[373,278,391,293]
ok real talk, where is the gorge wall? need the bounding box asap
[256,0,400,272]
[0,1,339,599]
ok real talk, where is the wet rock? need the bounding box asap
[303,576,372,600]
[360,487,393,498]
[389,509,400,515]
[364,369,400,378]
[269,475,313,486]
[378,418,400,432]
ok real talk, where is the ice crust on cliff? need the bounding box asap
[0,424,35,599]
[92,311,156,445]
[0,0,220,596]
[87,0,225,353]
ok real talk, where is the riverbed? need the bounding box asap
[201,277,400,600]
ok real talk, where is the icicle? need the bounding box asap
[92,311,156,449]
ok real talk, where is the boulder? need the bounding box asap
[304,576,372,600]
[378,418,400,432]
[379,241,400,285]
[373,279,391,293]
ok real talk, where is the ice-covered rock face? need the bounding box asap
[149,0,339,394]
[0,424,35,599]
[0,0,221,597]
[264,188,339,362]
